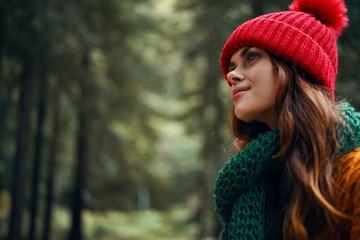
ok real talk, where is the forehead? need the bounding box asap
[231,46,252,59]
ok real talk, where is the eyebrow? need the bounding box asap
[228,46,254,68]
[240,46,253,57]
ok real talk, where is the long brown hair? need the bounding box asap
[231,53,347,239]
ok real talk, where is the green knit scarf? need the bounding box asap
[214,103,360,239]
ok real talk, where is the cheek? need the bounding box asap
[255,76,278,97]
[267,69,283,94]
[253,75,281,107]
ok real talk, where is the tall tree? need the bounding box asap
[29,75,48,240]
[42,80,62,240]
[5,0,42,238]
[69,52,91,240]
[8,60,33,240]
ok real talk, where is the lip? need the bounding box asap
[232,85,250,102]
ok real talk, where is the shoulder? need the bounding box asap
[337,147,360,184]
[337,147,360,198]
[336,147,360,239]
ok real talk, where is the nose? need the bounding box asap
[226,69,245,86]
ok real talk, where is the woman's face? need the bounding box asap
[227,46,282,129]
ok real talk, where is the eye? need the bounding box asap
[248,53,258,62]
[228,63,236,72]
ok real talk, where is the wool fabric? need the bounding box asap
[214,102,360,239]
[220,0,349,98]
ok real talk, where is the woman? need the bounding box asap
[214,0,360,239]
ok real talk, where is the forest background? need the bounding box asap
[0,0,360,239]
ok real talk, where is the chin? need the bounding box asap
[234,114,252,123]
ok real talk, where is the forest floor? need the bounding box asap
[0,192,215,240]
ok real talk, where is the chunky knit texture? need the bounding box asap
[214,103,360,239]
[220,0,349,98]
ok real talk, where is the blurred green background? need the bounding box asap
[0,0,359,239]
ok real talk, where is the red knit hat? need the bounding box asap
[220,0,349,97]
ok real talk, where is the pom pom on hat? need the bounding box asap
[289,0,349,35]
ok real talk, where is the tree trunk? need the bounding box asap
[69,52,91,240]
[42,81,62,240]
[69,114,87,240]
[8,61,33,240]
[29,75,48,240]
